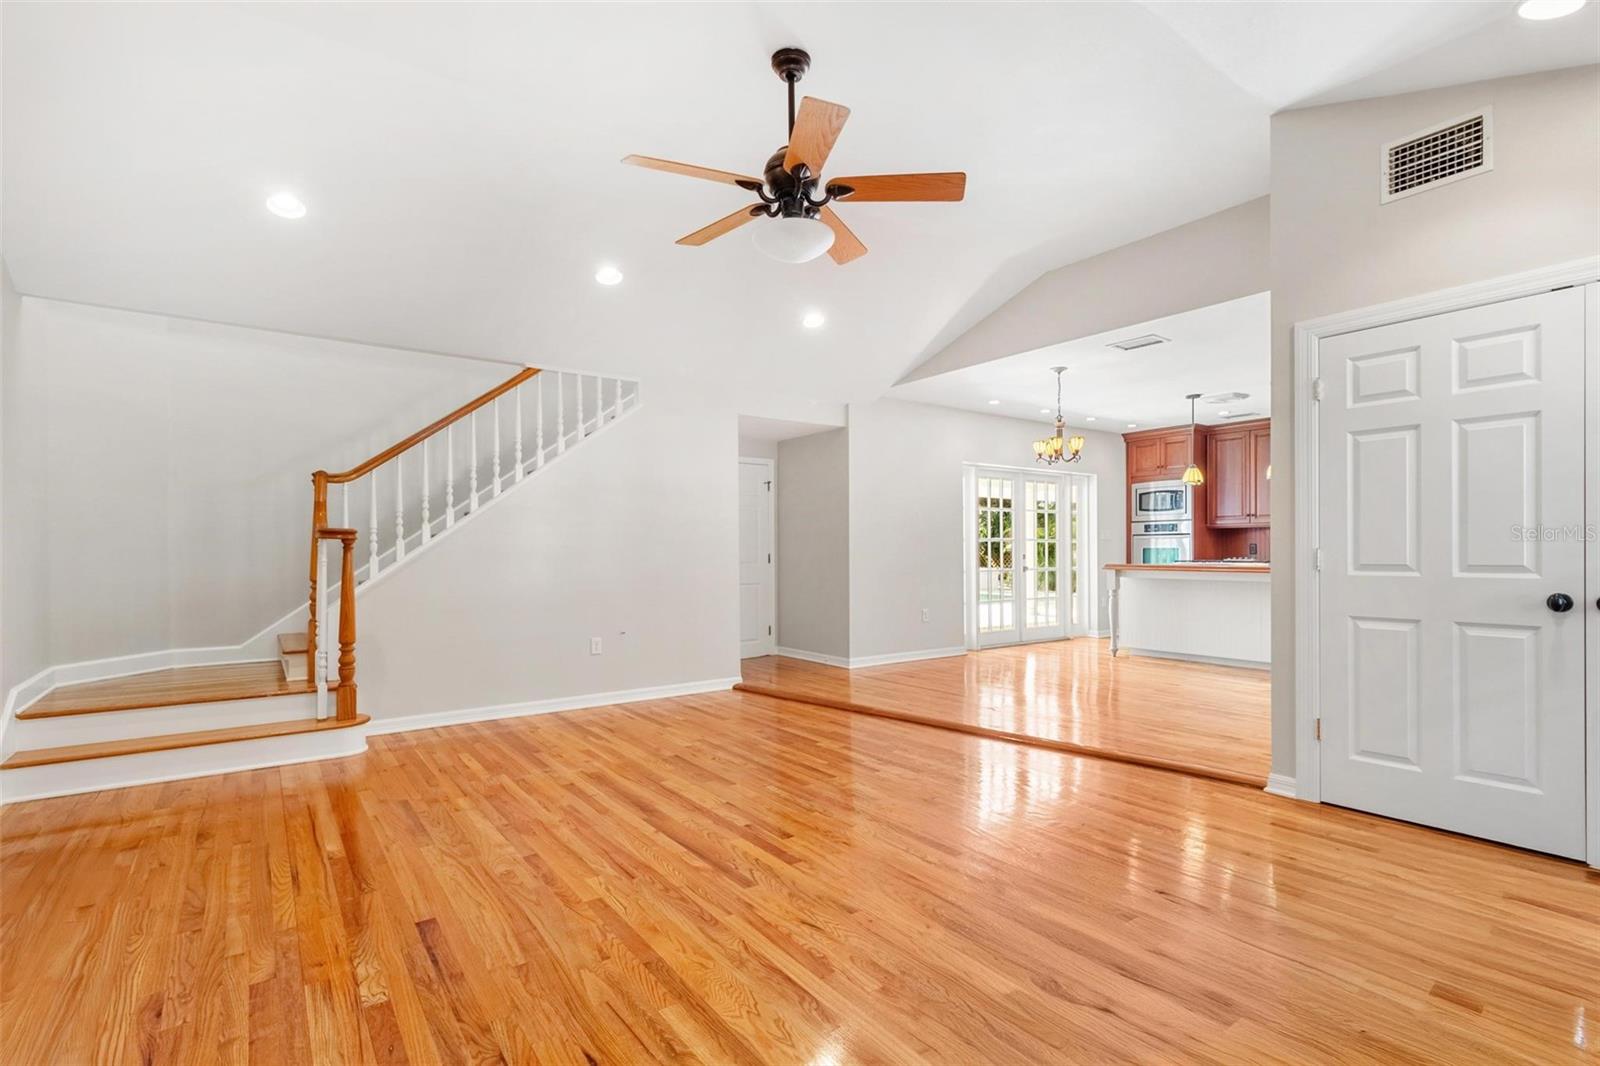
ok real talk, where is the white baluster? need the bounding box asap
[557,372,566,455]
[536,374,546,468]
[469,411,480,511]
[576,373,585,439]
[368,474,381,579]
[421,437,432,544]
[492,396,503,498]
[513,384,524,483]
[394,454,406,562]
[315,538,329,719]
[341,481,349,530]
[446,424,456,529]
[613,377,622,422]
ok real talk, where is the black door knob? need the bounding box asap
[1547,593,1574,613]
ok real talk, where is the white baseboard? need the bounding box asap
[1119,647,1270,671]
[772,646,851,668]
[366,676,741,736]
[1264,772,1297,799]
[772,645,967,670]
[845,646,967,669]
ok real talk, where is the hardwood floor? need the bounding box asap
[739,638,1271,787]
[19,661,312,718]
[3,690,1594,1064]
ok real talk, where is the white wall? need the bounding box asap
[0,263,44,699]
[845,398,1125,660]
[1268,65,1600,776]
[905,197,1268,383]
[775,428,850,659]
[6,296,508,668]
[356,387,739,722]
[736,437,777,460]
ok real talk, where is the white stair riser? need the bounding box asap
[0,723,368,805]
[11,694,318,749]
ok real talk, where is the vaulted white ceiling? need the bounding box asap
[3,3,1591,412]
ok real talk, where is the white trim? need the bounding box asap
[772,646,851,669]
[1264,773,1297,800]
[1587,281,1600,869]
[844,646,967,669]
[1,388,645,723]
[737,456,777,659]
[366,676,740,735]
[1292,257,1600,820]
[1117,647,1268,671]
[771,645,968,670]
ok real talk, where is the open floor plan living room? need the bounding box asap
[3,3,1599,1064]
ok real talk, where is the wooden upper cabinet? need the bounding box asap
[1207,427,1252,526]
[1203,419,1270,527]
[1250,425,1271,522]
[1159,432,1194,471]
[1128,437,1166,480]
[1127,429,1196,480]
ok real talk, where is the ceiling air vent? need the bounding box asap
[1107,333,1168,351]
[1203,392,1249,405]
[1219,411,1264,420]
[1381,108,1492,204]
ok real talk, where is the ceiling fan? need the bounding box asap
[622,47,966,265]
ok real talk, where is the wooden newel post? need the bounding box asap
[333,529,358,721]
[308,471,329,681]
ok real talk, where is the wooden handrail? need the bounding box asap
[305,366,541,682]
[316,527,359,721]
[318,367,540,485]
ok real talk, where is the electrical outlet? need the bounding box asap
[921,608,931,623]
[590,637,602,655]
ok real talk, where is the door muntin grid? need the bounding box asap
[1024,480,1059,631]
[976,476,1016,634]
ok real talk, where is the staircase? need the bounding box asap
[1,367,641,802]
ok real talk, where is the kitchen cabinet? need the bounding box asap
[1205,419,1270,527]
[1126,428,1196,480]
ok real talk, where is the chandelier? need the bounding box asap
[1033,366,1085,465]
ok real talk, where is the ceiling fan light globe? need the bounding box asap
[751,216,835,263]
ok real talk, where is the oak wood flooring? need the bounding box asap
[20,661,312,718]
[2,690,1594,1064]
[740,638,1271,787]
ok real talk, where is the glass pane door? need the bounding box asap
[1021,479,1065,641]
[975,475,1018,645]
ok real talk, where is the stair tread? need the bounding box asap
[1,715,369,769]
[18,662,319,719]
[277,633,308,654]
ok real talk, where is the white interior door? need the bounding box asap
[975,472,1020,646]
[1317,286,1587,859]
[738,459,774,658]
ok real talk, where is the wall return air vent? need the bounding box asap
[1381,108,1492,203]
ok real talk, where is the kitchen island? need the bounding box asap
[1104,563,1270,668]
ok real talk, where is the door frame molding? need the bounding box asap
[1292,258,1600,862]
[737,456,776,658]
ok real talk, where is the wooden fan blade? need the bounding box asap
[676,206,762,246]
[783,98,850,177]
[820,207,867,265]
[622,155,761,187]
[827,172,966,202]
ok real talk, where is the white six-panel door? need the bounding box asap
[738,459,774,658]
[1317,286,1587,859]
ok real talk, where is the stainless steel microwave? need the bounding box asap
[1131,479,1191,522]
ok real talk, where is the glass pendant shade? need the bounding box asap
[1182,463,1205,485]
[751,216,835,263]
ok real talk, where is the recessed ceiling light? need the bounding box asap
[1086,416,1096,422]
[1517,0,1586,19]
[801,309,826,329]
[1127,423,1138,429]
[265,191,306,219]
[1218,410,1231,417]
[594,264,624,286]
[1039,407,1051,414]
[987,399,1001,405]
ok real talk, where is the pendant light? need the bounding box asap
[1033,367,1085,465]
[1181,393,1204,485]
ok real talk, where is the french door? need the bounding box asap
[972,468,1089,647]
[1316,285,1587,859]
